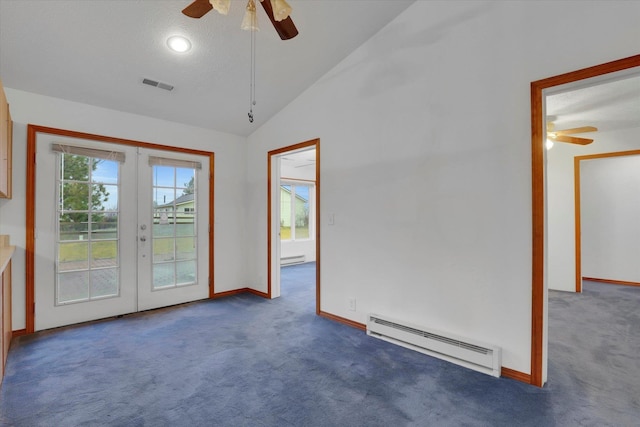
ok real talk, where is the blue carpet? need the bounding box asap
[1,265,638,426]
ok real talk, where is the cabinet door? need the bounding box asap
[0,84,10,199]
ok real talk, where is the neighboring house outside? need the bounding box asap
[155,193,195,224]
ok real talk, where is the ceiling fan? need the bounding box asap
[182,0,299,40]
[546,123,598,146]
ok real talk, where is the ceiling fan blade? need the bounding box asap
[554,126,598,136]
[552,135,594,145]
[259,0,299,40]
[182,0,213,18]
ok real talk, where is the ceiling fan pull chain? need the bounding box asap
[248,6,257,123]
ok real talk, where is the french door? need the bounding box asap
[34,136,210,331]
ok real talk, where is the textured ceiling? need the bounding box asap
[0,0,415,136]
[546,71,640,135]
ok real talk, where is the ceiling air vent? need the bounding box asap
[142,78,174,91]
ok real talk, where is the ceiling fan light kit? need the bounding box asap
[181,0,298,122]
[182,0,298,40]
[270,0,292,22]
[209,0,231,15]
[241,0,260,32]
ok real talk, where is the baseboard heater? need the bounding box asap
[281,255,305,266]
[367,314,501,377]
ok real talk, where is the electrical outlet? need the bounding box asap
[348,298,356,311]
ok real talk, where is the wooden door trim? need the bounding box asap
[267,139,320,313]
[574,150,640,293]
[530,54,640,387]
[26,124,216,333]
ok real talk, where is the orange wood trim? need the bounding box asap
[213,288,252,298]
[530,54,640,388]
[501,367,532,383]
[26,125,214,157]
[530,79,545,388]
[211,288,270,299]
[582,277,640,287]
[26,125,36,333]
[531,55,640,91]
[267,139,320,308]
[268,139,319,157]
[318,310,366,331]
[11,329,27,338]
[575,150,640,161]
[574,156,582,293]
[25,125,216,334]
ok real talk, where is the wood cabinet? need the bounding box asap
[0,77,12,199]
[0,235,14,384]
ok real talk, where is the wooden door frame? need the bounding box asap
[574,150,640,292]
[267,139,320,312]
[530,54,640,387]
[26,125,215,333]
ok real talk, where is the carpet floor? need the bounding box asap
[0,264,638,426]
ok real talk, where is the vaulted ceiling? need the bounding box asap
[0,0,415,136]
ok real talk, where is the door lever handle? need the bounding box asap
[140,236,147,242]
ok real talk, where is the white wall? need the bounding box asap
[245,1,640,374]
[0,89,248,330]
[547,127,640,292]
[580,155,640,283]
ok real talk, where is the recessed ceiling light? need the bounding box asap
[167,36,191,53]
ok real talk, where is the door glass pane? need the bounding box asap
[153,237,175,262]
[176,237,196,260]
[176,219,195,237]
[56,153,120,305]
[59,214,88,242]
[90,268,119,298]
[153,166,174,187]
[153,210,175,237]
[151,164,198,290]
[153,188,175,208]
[176,168,194,194]
[91,241,117,268]
[92,160,119,184]
[96,184,118,211]
[153,263,175,289]
[176,261,196,285]
[91,214,118,240]
[58,271,90,303]
[58,242,88,271]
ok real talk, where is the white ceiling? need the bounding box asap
[546,71,640,135]
[0,0,415,136]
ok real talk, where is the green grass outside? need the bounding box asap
[59,238,195,262]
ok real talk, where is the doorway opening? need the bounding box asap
[530,54,640,387]
[574,151,640,291]
[267,139,320,313]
